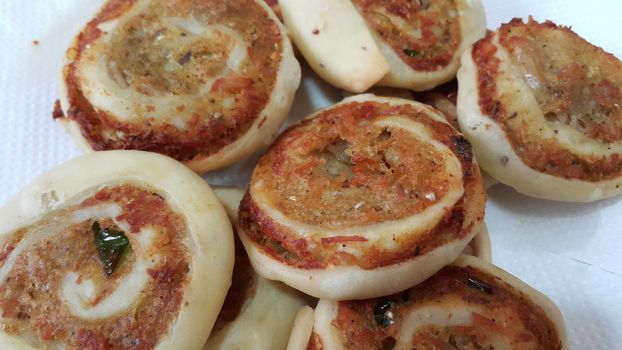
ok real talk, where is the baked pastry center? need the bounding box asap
[106,12,242,97]
[261,116,461,229]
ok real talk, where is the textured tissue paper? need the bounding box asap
[1,0,621,348]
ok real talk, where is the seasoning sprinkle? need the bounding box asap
[467,276,493,294]
[373,300,394,327]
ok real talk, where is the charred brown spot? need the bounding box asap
[240,101,485,271]
[450,135,473,165]
[177,51,192,65]
[258,116,268,129]
[52,99,64,119]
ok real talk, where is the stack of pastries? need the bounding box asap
[2,0,621,349]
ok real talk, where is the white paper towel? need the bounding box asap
[0,1,621,348]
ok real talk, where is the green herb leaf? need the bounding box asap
[373,299,394,327]
[92,221,130,277]
[403,48,420,57]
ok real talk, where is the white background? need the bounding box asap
[0,1,621,348]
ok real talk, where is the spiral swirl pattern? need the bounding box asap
[458,18,622,201]
[239,95,486,300]
[59,0,300,173]
[0,151,233,350]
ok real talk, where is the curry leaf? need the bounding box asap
[92,221,130,277]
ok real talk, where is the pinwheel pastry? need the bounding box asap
[458,18,622,202]
[286,227,493,350]
[292,255,568,350]
[0,151,234,350]
[279,0,486,92]
[205,187,310,350]
[57,0,300,174]
[238,94,486,300]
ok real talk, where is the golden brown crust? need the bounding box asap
[60,0,285,165]
[473,18,622,182]
[352,0,461,72]
[0,185,188,350]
